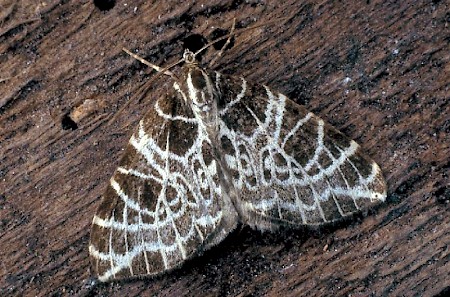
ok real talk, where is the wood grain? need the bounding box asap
[0,0,448,296]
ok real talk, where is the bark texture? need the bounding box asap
[0,0,448,296]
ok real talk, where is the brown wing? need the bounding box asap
[89,88,237,282]
[216,73,386,228]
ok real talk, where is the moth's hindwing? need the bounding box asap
[216,73,387,227]
[89,91,237,282]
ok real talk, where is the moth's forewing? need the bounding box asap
[89,88,231,281]
[216,73,386,228]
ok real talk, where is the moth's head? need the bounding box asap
[181,50,217,122]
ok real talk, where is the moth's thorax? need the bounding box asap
[182,64,219,128]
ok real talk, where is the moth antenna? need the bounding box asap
[124,48,185,91]
[122,48,181,80]
[208,18,236,67]
[107,49,184,126]
[193,16,290,62]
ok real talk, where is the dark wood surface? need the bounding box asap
[1,1,448,296]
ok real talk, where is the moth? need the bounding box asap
[89,30,387,282]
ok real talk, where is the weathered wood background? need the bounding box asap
[0,0,448,296]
